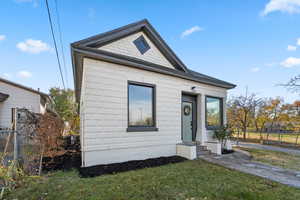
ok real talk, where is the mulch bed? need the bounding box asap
[42,152,187,178]
[222,149,235,154]
[79,156,187,178]
[42,151,81,172]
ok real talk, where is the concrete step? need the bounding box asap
[197,150,211,156]
[196,145,208,151]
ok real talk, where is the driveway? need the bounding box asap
[237,142,300,156]
[198,150,300,189]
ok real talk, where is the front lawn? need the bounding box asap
[7,160,300,200]
[238,147,300,171]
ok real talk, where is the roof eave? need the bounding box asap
[0,77,49,98]
[72,46,235,102]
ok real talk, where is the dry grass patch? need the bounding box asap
[238,147,300,171]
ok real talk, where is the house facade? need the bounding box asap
[71,19,236,167]
[0,77,49,128]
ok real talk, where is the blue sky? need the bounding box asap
[1,0,300,103]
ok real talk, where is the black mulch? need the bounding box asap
[79,156,187,178]
[42,151,81,172]
[222,149,235,154]
[42,152,187,178]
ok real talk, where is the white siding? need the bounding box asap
[81,58,227,167]
[0,82,41,128]
[99,31,174,69]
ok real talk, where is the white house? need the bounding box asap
[0,77,49,128]
[71,19,236,167]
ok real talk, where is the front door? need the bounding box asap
[182,94,197,143]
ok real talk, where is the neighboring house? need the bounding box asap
[0,77,49,128]
[71,19,236,167]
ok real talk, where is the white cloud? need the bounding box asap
[251,67,260,72]
[0,35,6,41]
[181,26,204,38]
[17,39,51,54]
[2,73,12,79]
[17,70,32,78]
[287,45,297,51]
[261,0,300,16]
[280,57,300,67]
[297,38,300,45]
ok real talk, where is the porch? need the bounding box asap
[178,90,227,159]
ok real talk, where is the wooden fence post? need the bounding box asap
[13,108,18,162]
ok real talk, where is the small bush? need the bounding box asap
[213,125,233,150]
[0,161,25,199]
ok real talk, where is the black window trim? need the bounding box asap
[205,95,224,130]
[133,35,150,55]
[127,80,158,132]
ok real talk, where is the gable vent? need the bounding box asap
[133,35,150,54]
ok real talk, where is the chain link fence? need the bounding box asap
[0,108,42,175]
[0,129,15,166]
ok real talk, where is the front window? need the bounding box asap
[206,96,223,129]
[127,81,157,132]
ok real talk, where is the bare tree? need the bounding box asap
[227,94,261,140]
[264,98,285,144]
[284,75,300,93]
[227,101,243,144]
[253,99,269,144]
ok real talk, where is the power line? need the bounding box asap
[45,0,66,89]
[54,0,69,88]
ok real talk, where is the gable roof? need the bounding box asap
[72,19,189,72]
[0,77,49,99]
[71,19,236,102]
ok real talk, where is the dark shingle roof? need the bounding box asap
[188,69,235,89]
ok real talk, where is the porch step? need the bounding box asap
[197,150,211,156]
[197,145,208,151]
[196,144,212,157]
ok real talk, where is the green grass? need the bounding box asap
[238,147,300,171]
[6,160,300,200]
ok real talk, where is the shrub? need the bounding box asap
[0,161,25,199]
[213,125,233,150]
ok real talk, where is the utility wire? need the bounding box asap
[45,0,66,89]
[54,0,69,88]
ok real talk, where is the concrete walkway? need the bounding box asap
[198,150,300,189]
[237,142,300,156]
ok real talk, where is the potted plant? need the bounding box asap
[213,125,234,154]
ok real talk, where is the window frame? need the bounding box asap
[127,81,158,132]
[133,35,151,55]
[205,95,224,130]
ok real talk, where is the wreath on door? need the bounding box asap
[183,105,191,115]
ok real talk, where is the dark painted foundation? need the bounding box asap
[79,156,187,178]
